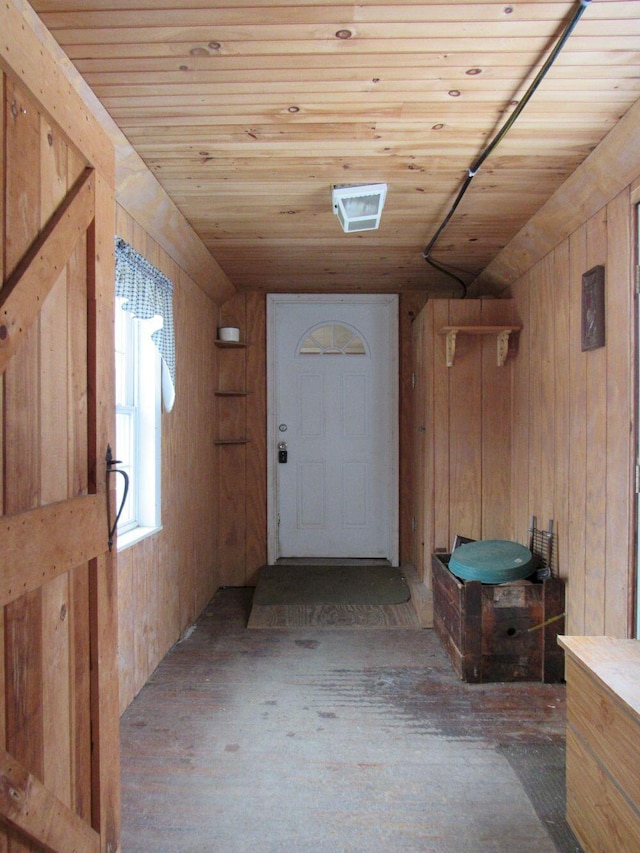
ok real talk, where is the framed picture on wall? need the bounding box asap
[581,264,605,351]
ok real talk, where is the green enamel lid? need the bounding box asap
[449,539,536,584]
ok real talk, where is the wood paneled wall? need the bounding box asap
[401,293,428,565]
[510,185,635,638]
[112,233,422,711]
[216,291,267,588]
[414,160,636,639]
[116,206,229,710]
[414,195,635,640]
[413,299,518,584]
[211,291,420,579]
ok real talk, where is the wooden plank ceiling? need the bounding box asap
[31,0,640,296]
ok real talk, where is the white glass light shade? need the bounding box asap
[332,183,387,233]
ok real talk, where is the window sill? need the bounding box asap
[117,524,162,552]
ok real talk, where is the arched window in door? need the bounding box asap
[298,322,367,356]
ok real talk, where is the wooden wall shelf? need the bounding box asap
[215,335,248,444]
[214,339,247,348]
[438,325,522,367]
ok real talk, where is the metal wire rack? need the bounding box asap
[528,517,557,580]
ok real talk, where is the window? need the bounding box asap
[115,302,161,546]
[298,322,367,355]
[114,237,175,548]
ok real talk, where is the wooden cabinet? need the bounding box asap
[559,637,640,853]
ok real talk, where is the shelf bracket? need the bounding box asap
[496,330,511,367]
[439,325,520,367]
[445,329,458,368]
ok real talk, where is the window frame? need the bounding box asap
[115,297,162,550]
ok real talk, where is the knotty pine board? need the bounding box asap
[216,293,249,585]
[432,299,451,554]
[4,78,46,853]
[566,224,589,636]
[447,301,484,543]
[411,306,427,579]
[115,204,223,710]
[583,209,608,636]
[24,0,640,297]
[479,298,515,540]
[526,252,556,533]
[604,188,634,635]
[550,241,571,586]
[66,147,90,499]
[509,175,637,639]
[245,292,268,585]
[414,298,517,583]
[399,294,426,568]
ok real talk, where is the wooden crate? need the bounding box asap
[432,553,565,683]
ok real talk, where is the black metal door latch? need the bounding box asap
[106,444,129,550]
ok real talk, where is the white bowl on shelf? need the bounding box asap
[218,327,240,342]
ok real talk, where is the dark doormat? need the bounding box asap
[253,563,411,606]
[498,742,584,853]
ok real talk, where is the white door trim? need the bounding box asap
[267,293,399,566]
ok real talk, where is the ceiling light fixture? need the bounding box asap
[332,183,387,233]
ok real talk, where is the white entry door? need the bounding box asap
[267,295,398,564]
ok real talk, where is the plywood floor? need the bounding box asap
[120,588,581,853]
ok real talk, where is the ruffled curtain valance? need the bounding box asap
[115,237,176,411]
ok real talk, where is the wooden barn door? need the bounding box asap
[0,72,120,852]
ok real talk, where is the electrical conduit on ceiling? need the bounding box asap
[422,0,593,298]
